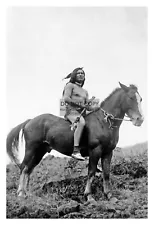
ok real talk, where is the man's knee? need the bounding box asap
[79,117,86,126]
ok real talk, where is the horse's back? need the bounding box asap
[25,113,67,129]
[23,113,70,142]
[30,113,63,122]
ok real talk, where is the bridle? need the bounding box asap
[70,106,132,131]
[100,108,131,129]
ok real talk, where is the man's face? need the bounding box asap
[76,70,85,83]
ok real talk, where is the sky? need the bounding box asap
[6,7,147,152]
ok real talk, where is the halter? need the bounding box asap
[100,108,131,129]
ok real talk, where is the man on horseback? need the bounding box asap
[63,67,99,160]
[7,78,144,198]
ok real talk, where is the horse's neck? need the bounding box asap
[102,91,125,119]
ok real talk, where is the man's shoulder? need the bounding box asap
[65,82,74,89]
[82,87,88,94]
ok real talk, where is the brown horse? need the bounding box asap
[6,82,144,202]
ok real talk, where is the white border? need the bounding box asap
[2,1,153,224]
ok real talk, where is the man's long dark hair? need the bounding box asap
[62,67,85,96]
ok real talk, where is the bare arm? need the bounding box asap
[85,91,93,111]
[85,91,100,111]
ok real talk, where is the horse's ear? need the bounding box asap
[119,82,129,92]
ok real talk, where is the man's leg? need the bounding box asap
[73,116,85,146]
[67,114,85,160]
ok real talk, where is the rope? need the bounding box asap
[100,108,131,122]
[70,96,96,131]
[71,105,131,131]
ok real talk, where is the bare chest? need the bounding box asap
[72,85,87,100]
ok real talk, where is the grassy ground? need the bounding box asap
[6,142,148,218]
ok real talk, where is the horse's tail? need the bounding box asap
[6,119,31,168]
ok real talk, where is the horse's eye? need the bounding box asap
[129,97,134,100]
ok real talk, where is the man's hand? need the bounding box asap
[87,96,96,104]
[79,103,87,109]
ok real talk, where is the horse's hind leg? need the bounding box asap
[17,167,29,197]
[17,149,33,197]
[101,151,113,200]
[17,144,47,197]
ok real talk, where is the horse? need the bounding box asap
[6,82,144,202]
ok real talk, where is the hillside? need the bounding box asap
[6,142,148,218]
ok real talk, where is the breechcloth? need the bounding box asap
[66,111,85,146]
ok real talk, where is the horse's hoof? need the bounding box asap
[84,199,97,206]
[85,196,97,206]
[88,199,97,206]
[96,166,102,173]
[17,190,27,198]
[105,192,112,200]
[110,197,118,204]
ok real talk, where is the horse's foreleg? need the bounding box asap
[84,175,94,202]
[84,146,101,203]
[101,151,113,200]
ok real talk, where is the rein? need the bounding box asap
[70,104,131,131]
[100,108,131,129]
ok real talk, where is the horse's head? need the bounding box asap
[119,82,144,126]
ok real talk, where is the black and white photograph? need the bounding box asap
[6,5,148,219]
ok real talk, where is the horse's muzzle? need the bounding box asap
[132,116,144,126]
[127,110,144,127]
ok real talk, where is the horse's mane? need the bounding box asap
[100,84,138,107]
[100,87,121,107]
